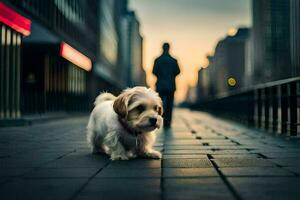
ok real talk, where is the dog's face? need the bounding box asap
[113,87,163,132]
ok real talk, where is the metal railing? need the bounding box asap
[194,77,300,137]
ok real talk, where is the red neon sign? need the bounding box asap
[60,42,92,71]
[0,2,31,36]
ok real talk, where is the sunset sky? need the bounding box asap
[129,0,251,102]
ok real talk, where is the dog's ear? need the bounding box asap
[113,93,128,118]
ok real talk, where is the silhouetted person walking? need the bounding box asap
[152,43,180,129]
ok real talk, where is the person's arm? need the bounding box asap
[174,60,180,76]
[152,59,158,77]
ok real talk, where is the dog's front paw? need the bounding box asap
[126,151,137,159]
[144,150,162,159]
[111,154,129,160]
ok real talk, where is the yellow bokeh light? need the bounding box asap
[228,77,236,86]
[227,27,238,36]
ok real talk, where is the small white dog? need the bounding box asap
[86,87,163,160]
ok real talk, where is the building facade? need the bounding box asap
[252,0,292,84]
[0,2,28,121]
[121,11,146,87]
[290,0,300,76]
[197,28,250,100]
[196,67,210,102]
[0,0,145,123]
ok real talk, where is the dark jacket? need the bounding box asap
[152,53,180,92]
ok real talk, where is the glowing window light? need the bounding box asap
[60,42,92,71]
[228,77,237,87]
[0,2,31,36]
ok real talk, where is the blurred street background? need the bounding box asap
[0,0,299,137]
[0,0,300,137]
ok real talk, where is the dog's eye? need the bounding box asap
[136,105,145,113]
[155,106,162,115]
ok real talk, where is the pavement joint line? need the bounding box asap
[56,149,77,160]
[268,162,300,177]
[280,168,300,177]
[207,154,243,200]
[256,153,268,159]
[231,140,241,145]
[69,161,111,200]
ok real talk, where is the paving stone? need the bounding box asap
[220,167,294,177]
[228,177,300,200]
[270,159,300,167]
[0,178,9,185]
[0,168,33,177]
[212,154,260,158]
[171,127,190,132]
[163,154,208,159]
[165,135,195,139]
[164,149,214,155]
[164,178,234,200]
[0,158,51,168]
[164,140,202,145]
[284,167,300,175]
[76,178,161,200]
[197,139,235,144]
[0,178,87,200]
[96,168,161,178]
[163,158,213,168]
[163,168,218,177]
[210,149,250,154]
[196,135,227,139]
[23,168,99,178]
[261,152,300,158]
[43,154,110,168]
[107,159,161,169]
[213,158,276,167]
[207,146,249,150]
[248,149,298,153]
[164,145,212,150]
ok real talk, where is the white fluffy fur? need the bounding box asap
[86,87,162,160]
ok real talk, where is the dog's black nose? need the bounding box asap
[149,117,157,126]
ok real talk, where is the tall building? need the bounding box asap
[121,11,146,87]
[91,0,123,99]
[290,0,300,76]
[252,0,291,84]
[196,66,210,102]
[202,28,250,97]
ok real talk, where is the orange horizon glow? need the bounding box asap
[60,42,92,71]
[130,0,251,102]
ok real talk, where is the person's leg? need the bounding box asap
[158,92,170,128]
[164,92,174,128]
[167,92,174,126]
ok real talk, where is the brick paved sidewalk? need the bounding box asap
[0,109,300,200]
